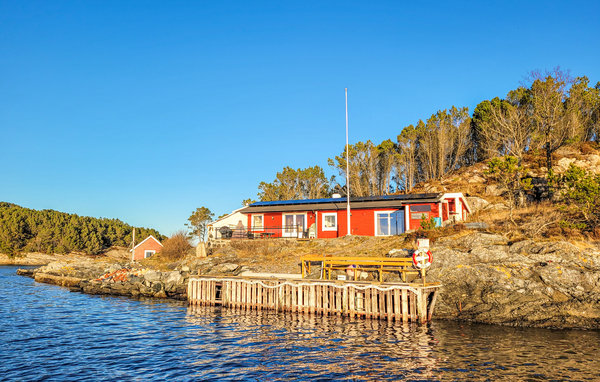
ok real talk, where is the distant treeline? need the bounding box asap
[0,202,165,256]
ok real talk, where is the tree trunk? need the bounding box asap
[545,141,553,173]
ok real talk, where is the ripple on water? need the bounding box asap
[2,266,600,381]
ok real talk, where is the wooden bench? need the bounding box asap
[300,254,421,282]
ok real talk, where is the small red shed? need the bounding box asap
[131,235,163,261]
[242,193,471,238]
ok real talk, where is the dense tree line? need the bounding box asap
[0,202,165,256]
[253,69,599,200]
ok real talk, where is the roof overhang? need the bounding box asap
[243,197,442,213]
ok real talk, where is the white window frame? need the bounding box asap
[374,210,396,236]
[322,212,338,231]
[252,214,264,230]
[144,250,156,258]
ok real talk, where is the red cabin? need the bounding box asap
[131,235,163,261]
[242,193,470,238]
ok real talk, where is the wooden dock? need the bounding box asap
[188,276,441,323]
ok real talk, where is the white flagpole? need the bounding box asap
[345,88,351,236]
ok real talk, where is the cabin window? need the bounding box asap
[410,205,431,212]
[144,250,155,258]
[252,215,264,230]
[375,211,393,236]
[375,210,405,236]
[322,213,337,231]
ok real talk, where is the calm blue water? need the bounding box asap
[1,265,599,381]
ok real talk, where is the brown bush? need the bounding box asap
[158,231,192,260]
[578,142,598,155]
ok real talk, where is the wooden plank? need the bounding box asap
[206,281,210,306]
[190,280,195,305]
[256,283,260,310]
[198,280,202,305]
[200,280,205,306]
[371,288,378,319]
[365,288,371,318]
[292,283,297,312]
[356,291,363,316]
[410,291,416,322]
[336,286,342,316]
[298,285,303,313]
[314,285,320,314]
[322,284,329,315]
[402,289,409,322]
[342,286,348,316]
[386,290,393,321]
[204,280,209,306]
[197,280,202,305]
[416,289,426,323]
[348,287,354,317]
[241,282,246,310]
[277,283,283,312]
[234,281,238,309]
[393,288,400,321]
[232,281,238,308]
[271,284,276,310]
[427,290,437,321]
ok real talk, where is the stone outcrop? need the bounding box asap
[19,261,192,301]
[16,252,247,302]
[428,232,600,329]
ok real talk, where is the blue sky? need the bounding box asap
[1,1,599,235]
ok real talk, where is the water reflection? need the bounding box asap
[1,266,599,382]
[186,305,600,381]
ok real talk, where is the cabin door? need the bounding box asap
[283,214,306,238]
[391,209,405,235]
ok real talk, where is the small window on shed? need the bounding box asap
[144,250,156,258]
[410,205,432,212]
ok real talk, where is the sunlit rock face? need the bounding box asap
[429,232,600,329]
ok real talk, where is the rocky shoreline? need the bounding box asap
[17,264,191,301]
[12,231,600,330]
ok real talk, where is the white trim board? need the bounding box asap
[132,235,163,251]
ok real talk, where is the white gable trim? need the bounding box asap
[441,193,472,214]
[132,235,163,251]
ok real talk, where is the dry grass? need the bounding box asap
[214,236,418,274]
[138,255,180,271]
[472,201,600,243]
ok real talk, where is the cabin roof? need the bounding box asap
[245,193,446,213]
